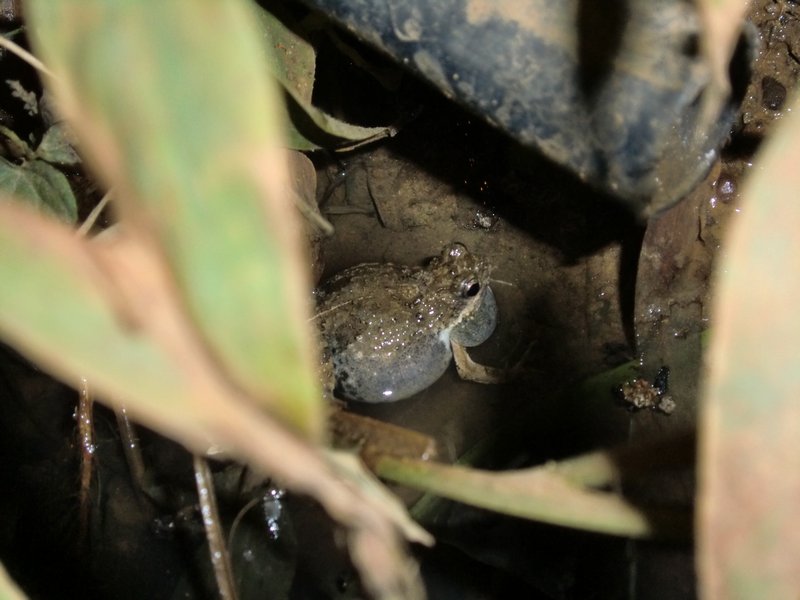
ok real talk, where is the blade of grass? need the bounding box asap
[698,86,800,597]
[379,456,691,539]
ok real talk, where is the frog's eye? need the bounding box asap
[460,277,481,298]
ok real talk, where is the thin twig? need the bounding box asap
[77,377,95,550]
[114,406,147,493]
[308,298,354,323]
[77,189,112,237]
[194,456,238,600]
[227,496,260,550]
[291,189,334,237]
[333,126,397,153]
[0,34,55,78]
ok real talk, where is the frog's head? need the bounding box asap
[420,243,497,347]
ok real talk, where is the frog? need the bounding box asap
[313,243,499,403]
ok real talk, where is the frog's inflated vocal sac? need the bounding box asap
[314,243,497,403]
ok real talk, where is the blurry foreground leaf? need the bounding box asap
[0,156,76,223]
[26,0,321,434]
[0,201,428,600]
[15,0,430,596]
[698,89,800,596]
[0,563,25,600]
[256,2,392,150]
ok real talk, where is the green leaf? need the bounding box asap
[0,157,77,223]
[26,0,321,435]
[378,456,690,539]
[0,562,25,600]
[7,2,427,595]
[0,199,426,599]
[0,204,193,437]
[256,3,392,150]
[35,123,81,165]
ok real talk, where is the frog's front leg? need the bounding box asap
[451,341,531,384]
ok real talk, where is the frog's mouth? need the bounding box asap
[447,285,498,347]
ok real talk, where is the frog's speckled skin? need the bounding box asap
[314,243,497,403]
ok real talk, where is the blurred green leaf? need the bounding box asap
[0,203,209,438]
[26,0,321,435]
[35,123,81,165]
[698,88,800,596]
[0,199,425,600]
[0,563,25,600]
[256,3,392,150]
[13,2,427,595]
[0,157,77,223]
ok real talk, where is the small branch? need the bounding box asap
[194,455,239,600]
[77,377,95,549]
[333,126,397,153]
[77,190,112,237]
[114,405,147,493]
[0,34,55,78]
